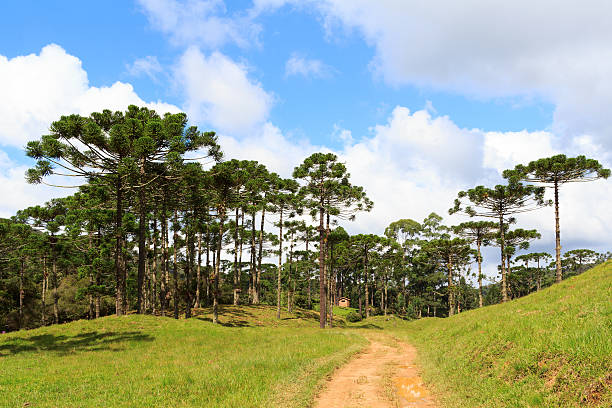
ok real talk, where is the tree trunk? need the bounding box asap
[95,295,100,319]
[205,223,210,306]
[213,210,225,324]
[160,209,168,316]
[19,258,24,330]
[233,208,240,306]
[506,254,512,299]
[327,214,333,327]
[52,258,59,324]
[364,248,369,319]
[173,210,179,319]
[249,212,256,303]
[255,207,265,304]
[288,230,295,314]
[115,177,126,316]
[184,218,193,319]
[318,201,326,328]
[401,249,407,313]
[276,207,283,319]
[477,239,483,308]
[41,256,47,326]
[137,160,147,314]
[238,211,244,302]
[89,274,94,320]
[306,234,311,309]
[537,258,542,291]
[196,231,202,308]
[384,283,388,316]
[554,180,562,283]
[152,218,159,315]
[447,254,455,316]
[499,215,508,303]
[433,293,437,317]
[86,232,94,319]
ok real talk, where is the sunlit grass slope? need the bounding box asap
[0,305,365,407]
[388,261,612,407]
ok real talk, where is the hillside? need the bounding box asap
[0,306,365,408]
[385,261,612,407]
[1,265,610,407]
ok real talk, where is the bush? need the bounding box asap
[346,311,362,322]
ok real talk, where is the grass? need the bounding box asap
[1,263,610,407]
[0,305,366,407]
[379,261,612,407]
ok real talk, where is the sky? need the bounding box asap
[1,0,611,282]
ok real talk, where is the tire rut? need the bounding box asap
[313,333,437,408]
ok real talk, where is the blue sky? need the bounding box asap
[0,0,554,148]
[1,1,611,279]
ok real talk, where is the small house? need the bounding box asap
[338,297,350,308]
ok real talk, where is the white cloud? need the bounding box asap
[483,130,558,174]
[367,107,485,183]
[218,122,320,177]
[136,0,260,49]
[313,0,612,146]
[125,56,163,80]
[217,105,612,280]
[0,44,181,218]
[175,47,274,134]
[332,124,353,145]
[0,149,70,218]
[0,44,180,148]
[285,53,333,78]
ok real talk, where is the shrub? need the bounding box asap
[346,311,362,322]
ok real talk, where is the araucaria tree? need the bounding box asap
[503,155,609,283]
[422,238,473,316]
[453,221,498,308]
[267,174,300,319]
[25,106,220,315]
[384,219,421,311]
[293,153,372,328]
[450,182,549,303]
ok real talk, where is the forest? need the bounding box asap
[1,105,610,332]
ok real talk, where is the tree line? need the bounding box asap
[0,106,608,330]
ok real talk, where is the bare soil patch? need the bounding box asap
[314,333,437,408]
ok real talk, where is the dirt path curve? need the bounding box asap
[314,333,437,408]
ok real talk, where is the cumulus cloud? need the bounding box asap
[308,0,612,146]
[125,56,163,81]
[175,47,274,134]
[216,105,612,280]
[0,44,180,148]
[0,149,70,218]
[0,44,181,218]
[285,53,334,79]
[136,0,260,49]
[218,122,321,176]
[483,130,558,174]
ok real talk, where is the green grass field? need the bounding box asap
[1,264,610,407]
[383,261,612,407]
[0,306,365,408]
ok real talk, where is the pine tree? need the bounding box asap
[503,155,609,283]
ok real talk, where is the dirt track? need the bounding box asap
[314,333,437,408]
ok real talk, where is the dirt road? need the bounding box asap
[313,333,437,408]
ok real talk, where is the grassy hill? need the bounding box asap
[0,305,365,407]
[383,261,612,407]
[1,264,610,407]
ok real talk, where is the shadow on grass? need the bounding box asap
[281,309,320,322]
[0,331,154,357]
[193,305,327,327]
[346,323,384,330]
[194,306,258,327]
